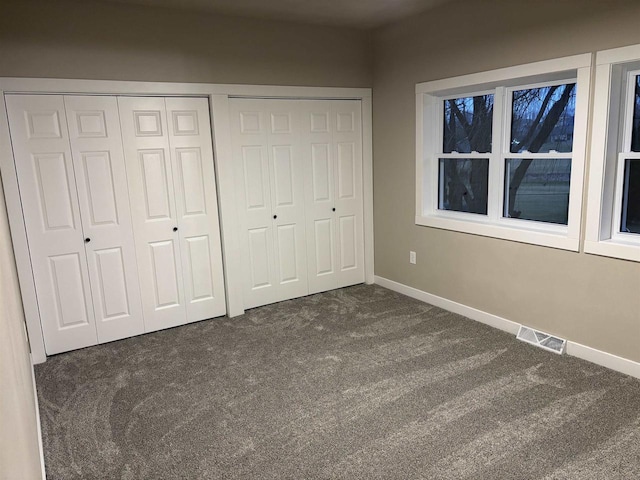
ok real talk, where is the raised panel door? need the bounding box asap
[231,99,309,308]
[118,96,187,332]
[303,101,338,294]
[332,100,365,288]
[266,104,308,301]
[6,95,98,354]
[165,97,226,322]
[230,100,279,309]
[65,95,145,343]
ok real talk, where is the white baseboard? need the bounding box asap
[31,351,46,365]
[566,341,640,379]
[30,354,46,480]
[374,276,520,335]
[374,275,640,380]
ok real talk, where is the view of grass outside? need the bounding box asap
[504,159,571,224]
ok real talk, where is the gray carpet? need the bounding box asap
[35,285,640,479]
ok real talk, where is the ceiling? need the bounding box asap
[96,0,455,28]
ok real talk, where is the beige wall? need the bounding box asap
[0,177,42,479]
[0,0,372,86]
[372,0,640,361]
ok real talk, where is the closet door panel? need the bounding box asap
[247,226,273,290]
[92,247,130,318]
[148,240,182,308]
[333,101,365,288]
[118,96,187,332]
[166,97,226,321]
[303,101,338,294]
[65,95,145,343]
[266,101,308,301]
[48,253,92,328]
[5,95,98,354]
[230,101,278,308]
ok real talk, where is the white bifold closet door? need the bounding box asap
[230,98,364,309]
[6,94,225,355]
[6,95,144,354]
[118,97,225,332]
[229,99,309,309]
[302,100,365,294]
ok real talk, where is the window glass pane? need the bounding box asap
[621,159,640,234]
[443,94,494,153]
[510,83,576,154]
[504,158,571,225]
[439,158,489,214]
[631,76,640,152]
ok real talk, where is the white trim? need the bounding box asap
[375,275,640,380]
[566,341,640,379]
[29,354,46,479]
[362,96,375,284]
[0,78,370,99]
[585,45,640,262]
[596,44,640,66]
[0,77,374,354]
[415,214,579,250]
[209,94,245,317]
[373,275,520,335]
[0,90,47,364]
[416,54,591,95]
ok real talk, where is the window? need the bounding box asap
[585,45,640,262]
[505,83,576,225]
[439,93,492,215]
[416,55,591,251]
[621,77,640,235]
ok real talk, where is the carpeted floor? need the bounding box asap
[35,285,640,479]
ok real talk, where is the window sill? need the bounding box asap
[415,213,579,251]
[584,239,640,263]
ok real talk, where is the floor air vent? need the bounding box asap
[516,326,566,355]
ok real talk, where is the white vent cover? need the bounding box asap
[516,325,566,355]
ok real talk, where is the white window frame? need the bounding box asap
[416,54,592,251]
[585,44,640,262]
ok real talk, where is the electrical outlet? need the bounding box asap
[409,251,417,264]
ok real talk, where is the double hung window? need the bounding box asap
[416,55,591,251]
[585,46,640,262]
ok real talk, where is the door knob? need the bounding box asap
[332,207,336,212]
[85,238,91,243]
[273,215,277,219]
[173,227,178,232]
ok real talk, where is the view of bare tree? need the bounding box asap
[441,83,576,222]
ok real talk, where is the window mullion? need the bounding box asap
[489,86,506,222]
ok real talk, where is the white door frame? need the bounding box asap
[0,78,374,364]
